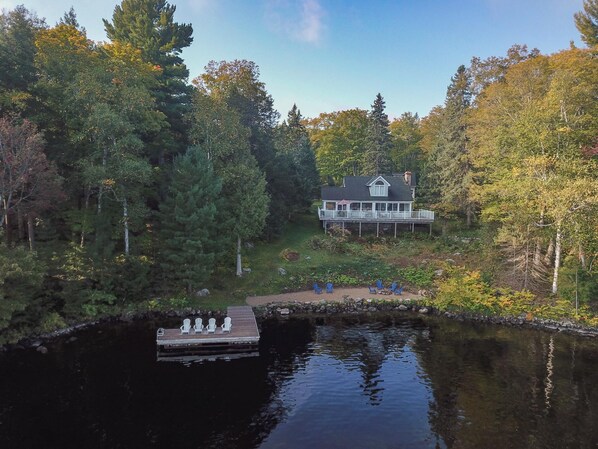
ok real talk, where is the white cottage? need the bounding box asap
[318,172,434,236]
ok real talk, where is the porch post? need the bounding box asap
[376,222,379,238]
[359,221,362,237]
[429,223,432,236]
[411,223,414,233]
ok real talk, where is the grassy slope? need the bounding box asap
[195,213,488,310]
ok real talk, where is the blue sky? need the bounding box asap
[1,0,585,120]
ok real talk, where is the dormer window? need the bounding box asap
[367,176,390,197]
[372,181,386,196]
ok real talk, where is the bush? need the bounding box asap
[399,266,435,288]
[39,312,67,333]
[433,266,598,326]
[306,226,352,254]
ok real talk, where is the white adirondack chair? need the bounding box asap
[194,318,203,333]
[180,318,191,334]
[222,317,232,333]
[207,318,217,333]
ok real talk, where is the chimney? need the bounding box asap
[404,171,412,186]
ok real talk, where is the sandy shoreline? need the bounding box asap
[245,287,422,306]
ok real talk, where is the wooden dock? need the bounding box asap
[156,306,260,360]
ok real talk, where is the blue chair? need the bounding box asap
[368,286,377,294]
[390,282,398,293]
[376,279,384,291]
[314,283,323,294]
[326,282,333,293]
[394,286,403,295]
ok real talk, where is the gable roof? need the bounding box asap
[322,175,414,202]
[366,175,391,186]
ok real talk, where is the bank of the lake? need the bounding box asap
[6,290,598,354]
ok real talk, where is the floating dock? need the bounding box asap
[156,306,260,360]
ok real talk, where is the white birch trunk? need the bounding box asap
[123,196,129,256]
[236,235,242,277]
[27,214,35,251]
[551,225,562,294]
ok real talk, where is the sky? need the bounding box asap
[0,0,586,121]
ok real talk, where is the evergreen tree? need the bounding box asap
[0,6,46,114]
[575,0,598,47]
[274,104,320,219]
[434,65,475,226]
[189,92,269,276]
[103,0,193,161]
[363,93,392,175]
[196,60,289,238]
[159,147,222,294]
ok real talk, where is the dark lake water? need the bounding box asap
[1,313,598,449]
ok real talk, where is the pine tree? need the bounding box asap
[0,6,45,115]
[103,0,194,161]
[274,104,320,218]
[434,65,475,226]
[575,0,598,47]
[159,147,222,294]
[364,93,392,175]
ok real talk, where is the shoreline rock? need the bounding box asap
[3,297,598,353]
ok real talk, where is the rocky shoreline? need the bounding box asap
[3,296,598,353]
[252,296,598,338]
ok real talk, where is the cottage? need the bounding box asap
[318,172,434,237]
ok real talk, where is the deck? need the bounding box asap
[156,306,260,359]
[318,208,434,223]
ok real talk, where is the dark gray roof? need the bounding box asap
[321,175,414,202]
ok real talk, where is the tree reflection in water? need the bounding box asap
[1,314,598,449]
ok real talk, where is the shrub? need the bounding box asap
[39,312,67,333]
[399,266,435,288]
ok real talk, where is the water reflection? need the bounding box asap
[1,314,598,448]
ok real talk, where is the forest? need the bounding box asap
[0,0,597,341]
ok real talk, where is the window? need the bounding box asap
[371,180,387,196]
[388,203,398,212]
[350,203,360,211]
[375,203,387,212]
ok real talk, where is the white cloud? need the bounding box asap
[297,0,323,43]
[265,0,325,44]
[186,0,218,14]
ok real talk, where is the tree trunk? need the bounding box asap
[523,230,530,290]
[3,209,11,245]
[551,225,562,295]
[236,235,243,277]
[544,238,555,265]
[80,186,91,247]
[466,204,473,228]
[123,196,129,256]
[533,239,542,271]
[579,244,586,270]
[27,214,35,251]
[17,208,25,240]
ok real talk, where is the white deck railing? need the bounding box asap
[318,208,435,221]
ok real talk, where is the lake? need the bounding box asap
[1,313,598,448]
